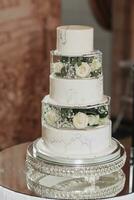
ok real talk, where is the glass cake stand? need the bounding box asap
[25,138,126,199]
[0,139,131,200]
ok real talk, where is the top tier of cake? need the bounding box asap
[56,25,94,56]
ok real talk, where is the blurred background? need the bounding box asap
[0,0,133,150]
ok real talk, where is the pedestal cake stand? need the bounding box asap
[26,138,126,199]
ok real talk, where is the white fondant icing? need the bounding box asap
[50,75,104,106]
[42,121,112,158]
[39,25,118,161]
[56,25,94,56]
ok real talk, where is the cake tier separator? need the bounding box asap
[26,138,126,178]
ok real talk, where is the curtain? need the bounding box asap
[0,0,61,149]
[112,0,134,119]
[89,0,112,31]
[89,0,134,120]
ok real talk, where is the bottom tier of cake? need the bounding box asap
[42,121,116,158]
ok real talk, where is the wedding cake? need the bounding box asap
[40,25,118,159]
[26,25,126,199]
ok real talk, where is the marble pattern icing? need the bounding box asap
[50,75,104,106]
[42,122,111,157]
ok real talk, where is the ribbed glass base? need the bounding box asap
[25,139,126,199]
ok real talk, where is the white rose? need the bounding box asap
[90,58,101,71]
[99,117,109,125]
[73,112,89,129]
[75,62,91,78]
[88,115,100,126]
[45,110,58,125]
[52,62,63,73]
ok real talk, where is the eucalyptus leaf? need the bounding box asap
[99,111,108,118]
[98,106,108,118]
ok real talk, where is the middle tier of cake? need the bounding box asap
[50,75,104,106]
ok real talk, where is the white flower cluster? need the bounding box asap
[45,110,59,126]
[73,112,101,129]
[75,62,90,78]
[90,58,101,71]
[51,58,101,78]
[75,59,101,78]
[73,112,89,129]
[52,62,64,74]
[45,109,108,129]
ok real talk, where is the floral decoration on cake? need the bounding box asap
[42,103,109,129]
[51,51,102,79]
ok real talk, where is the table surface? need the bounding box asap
[0,141,132,199]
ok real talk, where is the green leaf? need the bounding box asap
[61,67,67,77]
[82,57,90,63]
[99,111,108,118]
[61,108,73,120]
[77,60,82,66]
[55,72,62,77]
[72,108,98,116]
[70,57,78,66]
[60,56,69,63]
[98,106,108,118]
[88,57,94,63]
[86,107,98,115]
[90,68,102,77]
